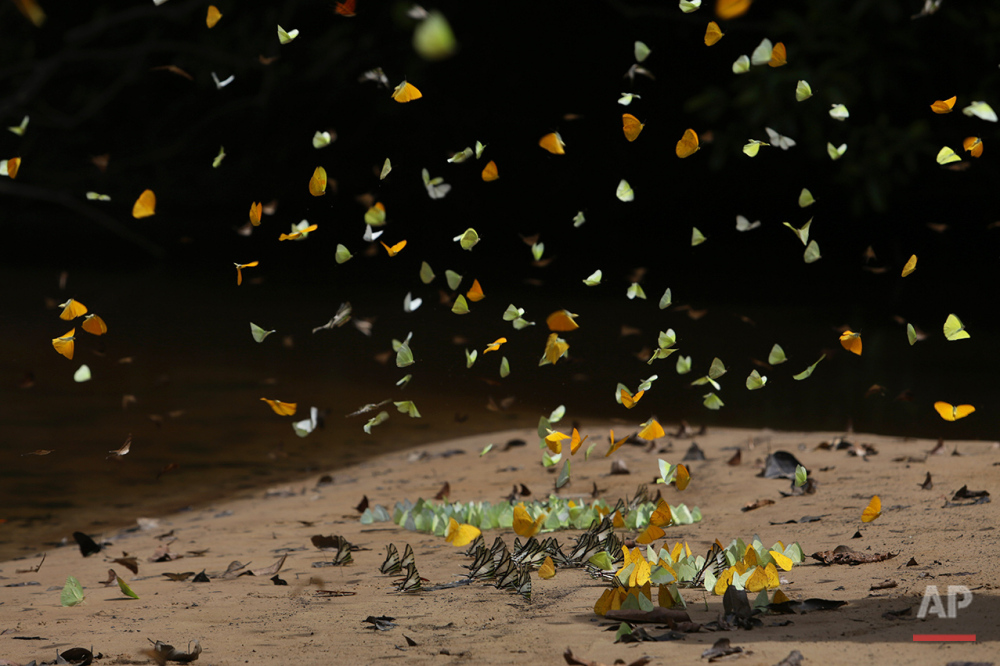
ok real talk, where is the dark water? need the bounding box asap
[1,258,994,561]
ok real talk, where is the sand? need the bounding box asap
[2,424,999,665]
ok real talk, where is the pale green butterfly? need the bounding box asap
[798,188,815,208]
[627,283,647,300]
[634,41,651,62]
[73,365,91,383]
[447,148,473,163]
[500,356,510,378]
[445,270,462,290]
[582,270,602,286]
[616,179,635,202]
[380,158,392,180]
[403,292,422,313]
[794,464,808,487]
[963,101,997,122]
[743,139,770,157]
[691,227,707,245]
[765,127,796,150]
[827,143,847,160]
[503,304,524,321]
[768,344,787,365]
[413,10,457,60]
[475,141,486,159]
[363,411,389,434]
[736,215,760,231]
[396,374,412,387]
[936,146,961,165]
[675,355,692,374]
[335,244,353,264]
[86,192,111,201]
[452,294,470,315]
[792,354,825,380]
[212,146,226,168]
[659,288,672,309]
[466,349,478,368]
[703,393,724,410]
[531,242,545,260]
[732,55,750,74]
[61,575,84,607]
[795,80,812,101]
[454,228,480,250]
[745,370,767,390]
[803,240,821,263]
[907,323,917,346]
[312,131,333,149]
[679,0,701,13]
[573,211,586,227]
[277,25,299,44]
[394,401,421,418]
[419,261,435,284]
[783,218,811,245]
[250,323,275,343]
[829,104,849,121]
[7,115,28,136]
[943,314,970,340]
[556,459,571,489]
[618,93,641,106]
[396,343,414,368]
[750,38,773,65]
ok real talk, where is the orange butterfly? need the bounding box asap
[605,429,630,457]
[249,202,262,226]
[704,21,724,46]
[963,136,983,157]
[538,132,565,155]
[309,167,327,196]
[638,419,665,440]
[839,330,862,356]
[636,524,665,545]
[279,225,317,241]
[716,0,752,20]
[546,310,579,332]
[620,389,644,409]
[132,189,156,218]
[934,401,975,421]
[768,42,787,67]
[234,261,259,285]
[5,156,21,179]
[206,5,222,27]
[391,80,422,103]
[622,114,644,142]
[52,329,76,360]
[381,240,407,256]
[82,314,107,336]
[334,0,356,16]
[676,129,700,158]
[59,299,88,320]
[861,495,881,523]
[261,398,296,416]
[466,279,485,302]
[481,160,499,182]
[930,96,956,114]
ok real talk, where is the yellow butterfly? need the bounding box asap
[4,156,21,178]
[52,329,75,360]
[381,240,407,256]
[445,517,481,548]
[483,337,507,353]
[901,254,917,277]
[391,80,423,103]
[569,427,589,455]
[466,279,485,302]
[839,330,862,356]
[260,398,297,416]
[704,21,724,46]
[715,0,752,20]
[636,524,665,545]
[605,429,630,457]
[930,96,956,114]
[81,314,107,336]
[234,261,259,285]
[132,189,156,218]
[543,333,569,364]
[513,503,546,537]
[481,160,499,182]
[861,495,881,523]
[934,401,975,421]
[676,128,699,158]
[620,388,644,409]
[943,313,969,340]
[675,464,691,490]
[539,132,565,155]
[622,114,644,142]
[638,419,665,440]
[538,556,556,579]
[249,201,262,226]
[649,498,673,527]
[309,167,327,196]
[59,299,88,320]
[206,5,222,27]
[279,224,317,241]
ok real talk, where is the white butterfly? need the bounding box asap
[736,215,761,231]
[363,224,384,242]
[403,292,422,313]
[764,127,796,150]
[211,72,234,89]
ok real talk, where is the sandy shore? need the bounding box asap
[2,424,998,665]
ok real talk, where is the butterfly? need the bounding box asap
[861,495,881,523]
[636,524,665,545]
[605,429,630,457]
[391,80,422,103]
[309,167,327,196]
[539,132,565,155]
[483,337,506,353]
[279,223,318,242]
[538,556,556,579]
[716,0,752,20]
[543,333,569,365]
[736,215,761,232]
[394,563,423,592]
[61,575,85,607]
[260,398,296,416]
[963,136,984,157]
[622,114,644,142]
[943,313,970,340]
[452,294,470,315]
[765,127,796,150]
[399,544,415,570]
[73,531,102,557]
[132,189,156,218]
[692,541,728,587]
[481,160,499,181]
[334,0,356,16]
[466,279,485,302]
[930,96,956,114]
[676,128,699,158]
[675,464,691,490]
[936,146,961,165]
[381,240,407,256]
[934,401,975,421]
[839,330,862,356]
[59,298,87,320]
[616,179,634,202]
[514,566,531,600]
[466,547,496,580]
[768,42,787,67]
[234,261,258,285]
[277,25,299,44]
[827,142,848,160]
[649,499,673,527]
[620,389,644,409]
[796,80,813,101]
[704,21,724,46]
[638,419,665,440]
[901,254,917,277]
[206,5,222,27]
[513,504,546,537]
[108,434,132,459]
[52,329,75,360]
[247,202,262,226]
[546,310,579,331]
[445,518,481,548]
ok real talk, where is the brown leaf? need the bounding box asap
[727,450,741,466]
[810,547,899,565]
[100,569,117,586]
[741,498,775,512]
[112,556,139,574]
[870,579,897,591]
[604,607,692,626]
[162,572,195,581]
[433,482,451,500]
[221,561,250,578]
